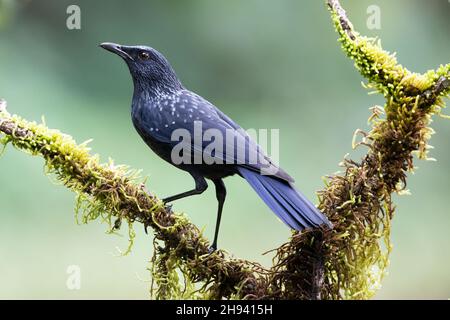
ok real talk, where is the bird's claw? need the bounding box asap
[144,220,150,235]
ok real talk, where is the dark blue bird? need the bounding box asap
[100,42,332,250]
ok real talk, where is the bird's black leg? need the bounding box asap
[162,174,208,203]
[209,179,226,252]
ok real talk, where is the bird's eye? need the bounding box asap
[138,51,150,60]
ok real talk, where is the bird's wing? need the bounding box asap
[135,90,293,182]
[197,93,295,182]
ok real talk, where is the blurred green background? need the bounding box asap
[0,0,449,299]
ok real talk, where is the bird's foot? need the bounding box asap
[208,244,217,254]
[163,203,173,212]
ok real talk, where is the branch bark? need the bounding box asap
[0,1,449,299]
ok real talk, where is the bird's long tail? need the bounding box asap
[238,167,332,230]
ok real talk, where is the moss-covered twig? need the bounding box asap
[0,0,449,299]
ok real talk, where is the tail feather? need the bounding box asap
[239,168,301,229]
[258,175,311,229]
[238,167,332,230]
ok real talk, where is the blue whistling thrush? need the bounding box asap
[100,43,332,250]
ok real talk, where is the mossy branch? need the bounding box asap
[266,0,449,300]
[0,0,449,299]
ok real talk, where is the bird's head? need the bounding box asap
[100,42,182,92]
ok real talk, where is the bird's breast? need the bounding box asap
[131,103,171,159]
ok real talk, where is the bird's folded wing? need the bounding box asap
[137,90,294,182]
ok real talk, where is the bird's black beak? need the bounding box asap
[100,42,134,61]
